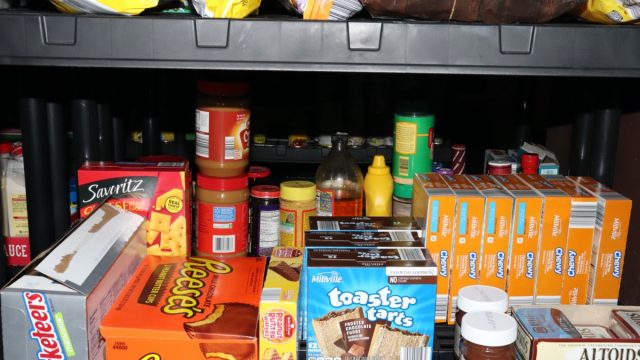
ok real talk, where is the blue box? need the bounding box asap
[305,248,437,360]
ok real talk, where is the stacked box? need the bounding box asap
[411,173,456,323]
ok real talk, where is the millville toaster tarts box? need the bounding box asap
[518,174,571,305]
[78,160,192,256]
[492,175,543,306]
[1,203,147,360]
[545,175,597,305]
[568,177,632,305]
[306,247,437,360]
[411,173,456,323]
[260,247,303,360]
[100,256,266,360]
[465,175,514,292]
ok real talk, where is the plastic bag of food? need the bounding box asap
[277,0,363,20]
[360,0,583,23]
[575,0,640,23]
[191,0,261,17]
[49,0,160,15]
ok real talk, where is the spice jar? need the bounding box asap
[248,166,271,188]
[279,181,316,247]
[454,285,509,359]
[196,173,249,258]
[461,311,517,360]
[195,81,250,177]
[250,185,280,256]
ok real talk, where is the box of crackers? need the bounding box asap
[305,247,437,360]
[259,247,303,360]
[100,256,266,360]
[78,160,192,256]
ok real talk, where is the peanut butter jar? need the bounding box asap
[461,311,517,360]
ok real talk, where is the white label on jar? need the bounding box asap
[195,132,209,158]
[196,110,210,133]
[259,210,280,247]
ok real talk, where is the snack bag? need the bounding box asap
[49,0,160,15]
[277,0,363,20]
[191,0,261,18]
[575,0,640,24]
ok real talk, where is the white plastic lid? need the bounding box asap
[457,285,508,314]
[461,311,517,347]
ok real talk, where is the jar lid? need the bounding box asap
[521,153,539,168]
[461,311,517,347]
[251,185,280,198]
[367,155,390,175]
[457,285,509,314]
[452,144,466,151]
[280,181,316,201]
[248,166,271,179]
[197,81,250,96]
[488,160,512,168]
[198,173,248,191]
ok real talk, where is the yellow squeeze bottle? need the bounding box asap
[364,155,393,216]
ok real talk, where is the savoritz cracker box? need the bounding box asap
[78,160,192,256]
[306,247,437,360]
[260,247,303,360]
[568,177,632,305]
[465,175,514,292]
[518,174,571,305]
[544,175,597,305]
[1,203,147,360]
[412,173,456,323]
[101,256,266,360]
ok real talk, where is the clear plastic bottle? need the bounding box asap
[315,133,363,216]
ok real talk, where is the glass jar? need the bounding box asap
[461,311,517,360]
[196,173,249,258]
[195,81,250,177]
[250,185,280,256]
[279,181,316,247]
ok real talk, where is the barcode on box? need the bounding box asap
[390,232,414,241]
[399,157,409,177]
[509,296,533,305]
[534,296,561,305]
[569,201,597,229]
[401,346,428,360]
[213,235,235,253]
[224,136,235,160]
[317,221,339,231]
[328,0,362,20]
[195,132,209,158]
[435,295,448,320]
[399,249,425,261]
[260,288,281,302]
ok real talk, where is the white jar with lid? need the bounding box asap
[460,311,517,360]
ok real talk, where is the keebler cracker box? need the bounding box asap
[545,175,597,305]
[492,174,543,306]
[518,174,571,305]
[412,173,456,323]
[78,160,191,256]
[260,247,302,360]
[568,177,632,305]
[466,175,514,292]
[440,174,485,325]
[101,256,266,360]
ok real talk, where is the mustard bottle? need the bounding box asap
[364,155,393,216]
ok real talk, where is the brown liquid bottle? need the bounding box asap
[315,133,363,216]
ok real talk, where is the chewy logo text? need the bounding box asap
[554,248,563,275]
[496,252,505,279]
[469,252,478,280]
[439,251,449,277]
[613,251,623,278]
[23,291,65,360]
[567,250,577,277]
[525,252,535,279]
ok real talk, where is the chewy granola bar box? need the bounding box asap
[78,160,192,256]
[306,247,437,360]
[100,256,266,360]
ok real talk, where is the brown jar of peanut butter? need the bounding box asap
[195,81,250,177]
[461,311,517,360]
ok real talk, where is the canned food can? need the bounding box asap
[392,112,434,198]
[392,195,413,217]
[487,160,513,175]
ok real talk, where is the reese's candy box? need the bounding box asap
[100,256,266,360]
[78,160,192,256]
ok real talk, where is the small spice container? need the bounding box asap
[454,285,509,359]
[521,153,539,175]
[461,311,517,360]
[196,173,249,258]
[249,185,280,256]
[279,181,316,247]
[248,166,271,188]
[487,160,512,175]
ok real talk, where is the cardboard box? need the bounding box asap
[513,305,640,360]
[1,203,147,360]
[260,247,303,360]
[492,175,543,306]
[518,174,571,305]
[411,173,456,323]
[440,174,485,324]
[101,256,266,360]
[305,248,437,360]
[465,175,514,292]
[78,160,192,256]
[545,175,597,305]
[568,177,632,305]
[308,216,421,233]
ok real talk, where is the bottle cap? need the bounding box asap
[280,181,316,201]
[251,185,280,198]
[248,166,271,179]
[367,155,390,175]
[198,173,248,191]
[457,285,509,314]
[461,311,517,347]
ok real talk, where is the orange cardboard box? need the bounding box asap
[569,177,632,305]
[466,175,513,292]
[101,256,266,360]
[492,175,543,306]
[412,173,456,323]
[518,174,571,305]
[545,175,597,305]
[441,174,484,324]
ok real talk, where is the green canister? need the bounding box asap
[393,112,434,198]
